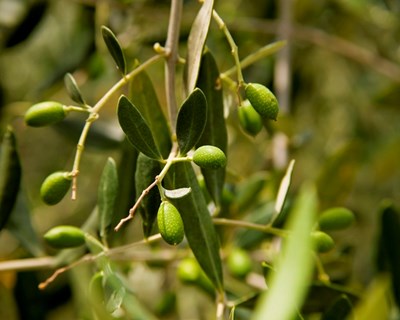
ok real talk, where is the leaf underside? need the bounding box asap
[64,73,86,106]
[98,157,119,242]
[185,0,214,94]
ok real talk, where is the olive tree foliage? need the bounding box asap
[0,0,400,319]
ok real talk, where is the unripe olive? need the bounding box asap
[245,83,279,120]
[25,101,67,127]
[157,201,184,246]
[40,171,72,205]
[192,145,227,169]
[311,231,335,253]
[238,100,263,136]
[44,225,85,249]
[318,207,355,231]
[177,257,201,283]
[177,257,214,294]
[227,247,252,278]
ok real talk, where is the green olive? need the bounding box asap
[40,171,72,205]
[245,83,279,120]
[157,201,184,246]
[318,207,355,231]
[192,145,227,169]
[238,100,263,136]
[44,225,85,249]
[227,247,252,278]
[311,231,335,253]
[177,257,201,283]
[25,101,67,127]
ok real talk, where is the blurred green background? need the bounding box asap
[0,0,399,319]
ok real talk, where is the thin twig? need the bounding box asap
[230,18,400,83]
[213,218,288,237]
[70,54,164,199]
[164,0,183,133]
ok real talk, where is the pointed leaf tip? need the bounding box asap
[176,88,207,155]
[117,95,162,160]
[101,26,127,75]
[64,73,86,106]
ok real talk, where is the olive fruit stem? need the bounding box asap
[221,40,287,79]
[69,54,164,200]
[313,252,330,284]
[212,10,244,86]
[114,143,181,231]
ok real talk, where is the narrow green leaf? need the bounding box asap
[64,73,86,106]
[377,200,400,307]
[252,183,317,320]
[196,51,227,205]
[130,71,172,158]
[0,127,21,231]
[186,0,214,93]
[166,162,223,292]
[271,159,295,223]
[114,139,138,225]
[101,26,127,75]
[98,157,119,243]
[135,153,161,237]
[163,187,191,199]
[117,95,162,160]
[176,88,207,155]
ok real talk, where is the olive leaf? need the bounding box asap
[117,95,162,160]
[185,0,214,93]
[163,187,191,199]
[176,88,207,155]
[270,159,295,224]
[98,157,119,244]
[377,201,400,308]
[130,71,171,158]
[135,153,161,237]
[166,162,223,292]
[0,127,21,231]
[253,183,317,320]
[64,73,86,106]
[101,26,127,75]
[196,51,227,205]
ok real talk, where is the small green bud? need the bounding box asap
[245,83,279,120]
[192,145,227,169]
[238,100,263,136]
[157,201,184,246]
[40,171,72,205]
[44,225,85,248]
[227,247,252,278]
[25,101,67,127]
[318,207,355,231]
[311,231,335,253]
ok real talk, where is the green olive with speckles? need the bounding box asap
[245,83,279,120]
[157,201,184,246]
[44,225,85,248]
[192,145,227,169]
[40,171,72,205]
[25,101,67,127]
